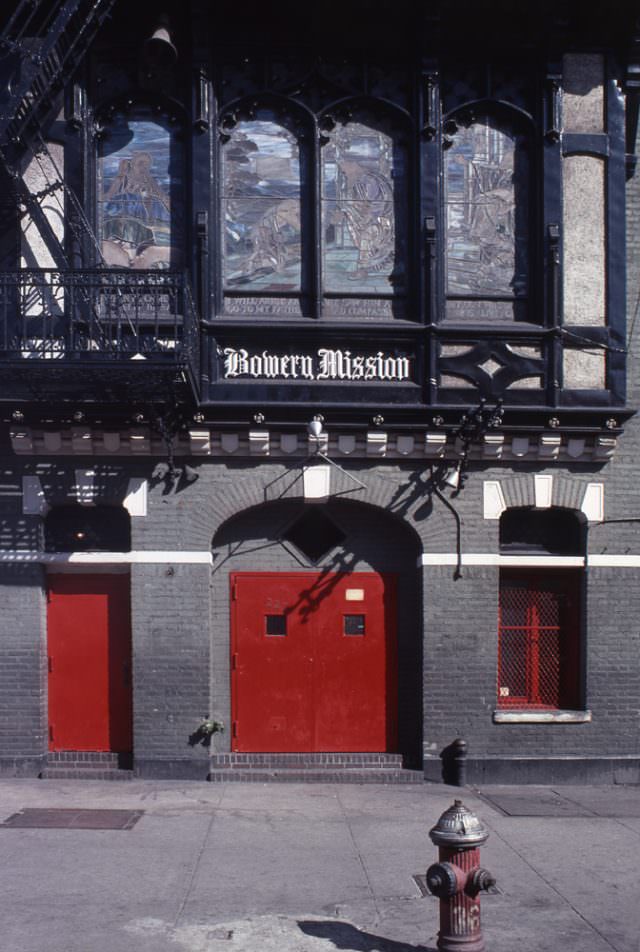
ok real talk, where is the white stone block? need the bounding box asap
[22,476,48,515]
[534,474,553,508]
[581,482,604,523]
[483,481,506,520]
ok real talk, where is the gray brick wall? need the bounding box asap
[0,564,46,775]
[0,449,640,780]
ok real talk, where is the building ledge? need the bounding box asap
[493,710,592,724]
[6,424,619,461]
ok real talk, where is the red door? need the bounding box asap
[231,572,396,752]
[47,574,133,752]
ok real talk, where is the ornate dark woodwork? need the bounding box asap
[0,0,634,431]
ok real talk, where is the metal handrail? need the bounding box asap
[0,269,199,367]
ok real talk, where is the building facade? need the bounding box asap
[0,0,639,782]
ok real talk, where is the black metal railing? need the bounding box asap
[0,269,199,366]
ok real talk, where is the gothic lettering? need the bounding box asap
[222,347,412,382]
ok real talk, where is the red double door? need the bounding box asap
[47,574,133,752]
[231,572,397,752]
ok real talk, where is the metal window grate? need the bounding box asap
[498,578,575,709]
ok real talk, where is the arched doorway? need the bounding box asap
[211,498,422,765]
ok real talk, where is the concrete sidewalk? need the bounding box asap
[0,779,638,952]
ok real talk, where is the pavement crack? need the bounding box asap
[173,812,217,929]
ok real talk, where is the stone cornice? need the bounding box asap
[7,425,617,463]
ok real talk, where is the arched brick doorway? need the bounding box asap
[211,498,422,766]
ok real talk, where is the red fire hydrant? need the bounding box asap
[426,800,496,952]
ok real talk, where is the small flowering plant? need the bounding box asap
[199,718,224,736]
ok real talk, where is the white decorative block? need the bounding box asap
[124,477,148,517]
[71,427,93,454]
[249,430,270,455]
[280,434,298,454]
[338,435,356,455]
[129,428,150,453]
[220,433,239,454]
[538,435,562,459]
[366,431,388,456]
[22,476,48,515]
[189,429,211,455]
[593,436,616,460]
[10,428,33,454]
[511,437,530,457]
[483,481,507,520]
[534,474,553,508]
[581,482,604,522]
[43,431,62,452]
[396,435,415,456]
[303,464,331,502]
[75,469,95,506]
[102,432,121,453]
[482,434,505,458]
[424,433,447,457]
[567,438,586,459]
[307,432,329,454]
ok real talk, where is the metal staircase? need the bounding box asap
[0,1,117,269]
[0,2,200,407]
[0,0,116,146]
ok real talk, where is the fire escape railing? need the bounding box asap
[0,270,199,365]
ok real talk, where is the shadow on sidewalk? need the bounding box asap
[298,920,436,952]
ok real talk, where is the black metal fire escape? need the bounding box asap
[0,0,199,408]
[0,0,115,269]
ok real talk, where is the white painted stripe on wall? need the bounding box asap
[419,553,640,568]
[0,551,213,565]
[0,549,638,568]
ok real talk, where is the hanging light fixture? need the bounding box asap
[144,13,178,69]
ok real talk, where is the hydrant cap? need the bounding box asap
[429,800,490,847]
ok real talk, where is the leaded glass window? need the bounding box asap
[445,116,529,321]
[98,109,183,269]
[321,118,406,297]
[221,113,304,293]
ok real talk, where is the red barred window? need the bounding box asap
[498,571,581,709]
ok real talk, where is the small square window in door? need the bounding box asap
[344,614,365,635]
[266,614,287,636]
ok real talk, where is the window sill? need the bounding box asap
[492,710,592,724]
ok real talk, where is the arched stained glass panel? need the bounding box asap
[222,113,303,292]
[445,119,528,302]
[98,110,183,269]
[321,118,406,296]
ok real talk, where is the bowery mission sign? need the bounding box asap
[222,347,413,382]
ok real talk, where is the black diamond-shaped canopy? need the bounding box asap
[282,508,346,563]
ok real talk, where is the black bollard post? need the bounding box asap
[441,738,468,786]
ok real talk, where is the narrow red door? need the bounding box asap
[313,573,396,751]
[231,572,396,752]
[47,574,133,752]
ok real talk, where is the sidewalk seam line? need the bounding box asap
[486,822,623,952]
[335,786,382,923]
[173,811,217,928]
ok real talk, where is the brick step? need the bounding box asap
[209,752,404,769]
[47,752,125,765]
[208,768,423,784]
[40,767,134,781]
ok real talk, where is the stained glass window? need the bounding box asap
[98,110,183,269]
[445,119,528,299]
[322,119,406,295]
[222,113,303,292]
